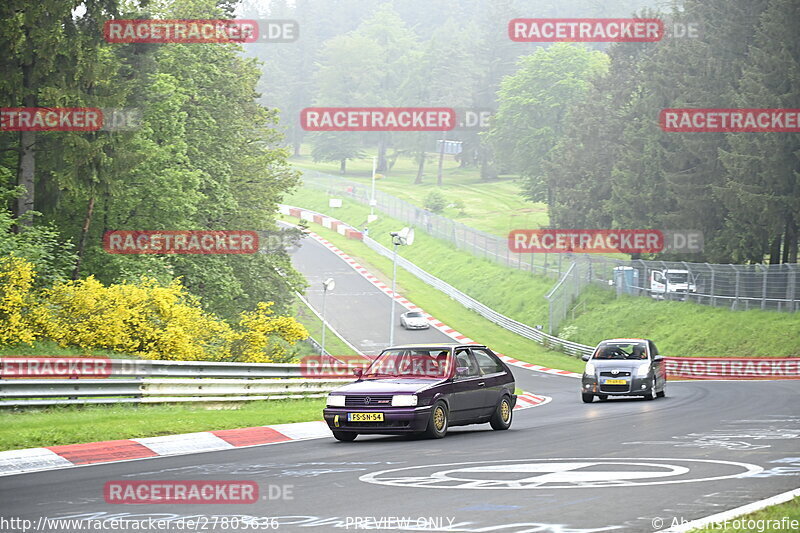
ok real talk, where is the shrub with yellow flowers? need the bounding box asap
[0,257,308,362]
[0,256,41,345]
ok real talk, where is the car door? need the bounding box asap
[471,348,509,416]
[648,340,666,388]
[449,348,485,422]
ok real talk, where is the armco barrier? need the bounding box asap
[665,357,800,380]
[0,358,350,407]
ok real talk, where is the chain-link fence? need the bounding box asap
[302,171,799,336]
[303,171,567,279]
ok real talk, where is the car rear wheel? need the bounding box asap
[490,396,513,430]
[332,431,357,442]
[424,401,448,438]
[582,393,594,403]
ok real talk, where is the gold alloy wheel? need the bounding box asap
[501,400,511,422]
[433,406,446,431]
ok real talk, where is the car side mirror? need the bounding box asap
[353,368,363,378]
[581,355,590,362]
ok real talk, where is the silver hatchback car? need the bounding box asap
[580,338,667,402]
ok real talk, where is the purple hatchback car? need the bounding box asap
[323,343,516,441]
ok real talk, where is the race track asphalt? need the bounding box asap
[288,231,456,354]
[1,232,797,533]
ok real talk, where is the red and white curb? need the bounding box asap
[0,394,545,477]
[501,357,582,379]
[0,421,331,477]
[514,392,551,409]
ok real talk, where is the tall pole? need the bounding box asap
[389,242,398,347]
[370,156,377,217]
[437,132,446,186]
[321,287,328,355]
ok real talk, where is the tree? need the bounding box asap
[487,43,609,203]
[718,0,800,264]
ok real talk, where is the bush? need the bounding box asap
[0,258,308,362]
[451,199,466,216]
[0,256,41,345]
[424,190,447,213]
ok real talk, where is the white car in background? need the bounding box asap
[400,311,430,330]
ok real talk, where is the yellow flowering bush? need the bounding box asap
[232,302,309,363]
[42,276,233,360]
[0,256,40,345]
[0,258,308,362]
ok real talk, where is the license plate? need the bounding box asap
[605,379,627,385]
[348,412,384,422]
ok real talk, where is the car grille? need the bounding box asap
[600,371,631,377]
[345,395,393,407]
[600,384,630,393]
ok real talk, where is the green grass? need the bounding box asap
[281,214,585,373]
[562,286,800,357]
[0,341,134,358]
[286,186,800,358]
[0,398,324,451]
[288,187,557,328]
[293,297,353,356]
[689,496,800,532]
[292,150,549,237]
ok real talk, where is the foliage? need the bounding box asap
[488,43,610,202]
[0,256,40,345]
[545,1,798,263]
[424,190,447,213]
[0,258,308,362]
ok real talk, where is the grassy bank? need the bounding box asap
[690,496,800,533]
[286,186,800,358]
[294,297,353,356]
[291,151,548,236]
[562,286,800,357]
[282,213,585,373]
[0,398,324,451]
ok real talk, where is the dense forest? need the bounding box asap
[244,0,799,264]
[0,0,797,332]
[1,0,305,324]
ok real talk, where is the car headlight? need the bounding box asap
[327,394,346,407]
[391,394,418,407]
[636,364,650,377]
[584,362,595,375]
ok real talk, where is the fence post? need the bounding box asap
[683,262,692,303]
[707,263,715,307]
[790,264,797,312]
[733,265,740,310]
[761,265,768,311]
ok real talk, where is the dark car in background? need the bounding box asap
[581,338,667,403]
[323,343,516,441]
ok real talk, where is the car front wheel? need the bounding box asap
[490,396,513,430]
[645,377,657,400]
[582,393,594,403]
[424,401,448,438]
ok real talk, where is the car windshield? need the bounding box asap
[406,312,423,318]
[593,342,648,360]
[363,349,451,378]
